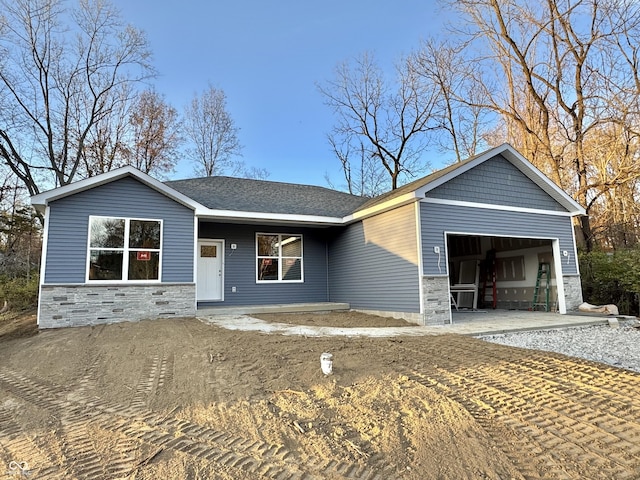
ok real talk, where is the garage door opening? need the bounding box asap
[446,234,559,312]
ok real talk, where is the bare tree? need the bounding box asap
[437,0,640,251]
[0,0,153,196]
[227,163,270,180]
[408,39,491,162]
[326,135,387,197]
[124,89,181,177]
[184,85,243,177]
[0,177,40,280]
[319,52,440,193]
[79,84,132,177]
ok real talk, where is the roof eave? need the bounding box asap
[196,208,345,226]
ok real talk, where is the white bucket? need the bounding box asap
[320,352,333,375]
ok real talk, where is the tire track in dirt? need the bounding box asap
[56,420,140,479]
[75,352,104,395]
[131,354,162,410]
[396,339,640,480]
[0,373,142,479]
[157,353,174,391]
[0,368,381,479]
[462,339,640,404]
[0,388,66,479]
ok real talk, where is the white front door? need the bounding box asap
[197,240,223,301]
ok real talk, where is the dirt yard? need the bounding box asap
[1,311,640,479]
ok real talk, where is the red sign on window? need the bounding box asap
[137,251,151,261]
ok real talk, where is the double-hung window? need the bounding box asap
[256,233,303,282]
[87,216,162,282]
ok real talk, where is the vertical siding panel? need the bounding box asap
[45,177,194,283]
[420,202,578,275]
[199,222,329,305]
[428,155,566,211]
[328,204,420,313]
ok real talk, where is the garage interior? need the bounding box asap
[446,234,557,312]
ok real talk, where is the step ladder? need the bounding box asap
[481,249,497,309]
[532,262,551,312]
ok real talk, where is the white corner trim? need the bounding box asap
[415,202,425,315]
[552,239,567,314]
[36,204,51,326]
[421,197,578,216]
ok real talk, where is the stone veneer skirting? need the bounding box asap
[422,276,451,325]
[39,283,196,329]
[562,275,584,312]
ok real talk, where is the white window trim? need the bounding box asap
[86,215,163,283]
[256,232,304,283]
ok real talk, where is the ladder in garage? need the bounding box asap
[481,249,497,309]
[532,262,551,312]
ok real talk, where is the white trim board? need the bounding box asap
[422,197,576,217]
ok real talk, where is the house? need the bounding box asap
[30,144,585,329]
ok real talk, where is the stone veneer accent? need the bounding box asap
[422,276,451,325]
[562,275,584,312]
[39,283,196,329]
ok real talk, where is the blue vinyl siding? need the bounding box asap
[328,204,420,313]
[198,222,329,305]
[428,155,566,212]
[421,202,578,275]
[45,177,194,283]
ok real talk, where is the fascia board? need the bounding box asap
[343,191,420,223]
[196,208,345,226]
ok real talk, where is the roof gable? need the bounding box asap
[426,154,567,212]
[30,166,201,213]
[353,144,585,217]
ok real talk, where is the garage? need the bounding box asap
[447,234,559,312]
[417,145,585,325]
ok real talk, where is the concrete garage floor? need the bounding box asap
[448,309,613,335]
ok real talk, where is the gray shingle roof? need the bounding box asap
[165,176,370,218]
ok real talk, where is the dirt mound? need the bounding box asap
[1,314,639,479]
[0,310,38,341]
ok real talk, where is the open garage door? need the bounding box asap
[446,234,563,312]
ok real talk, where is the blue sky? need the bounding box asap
[111,0,447,187]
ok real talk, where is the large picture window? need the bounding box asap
[257,233,303,282]
[88,216,162,282]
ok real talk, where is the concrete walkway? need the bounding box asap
[198,310,616,338]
